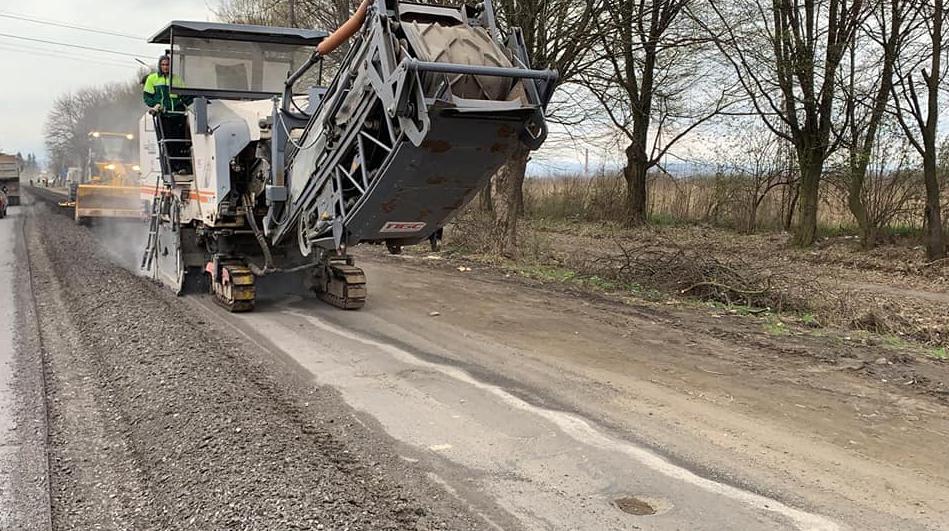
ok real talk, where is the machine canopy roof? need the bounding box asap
[149,21,327,46]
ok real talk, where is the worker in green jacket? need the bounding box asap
[144,55,194,175]
[143,55,191,113]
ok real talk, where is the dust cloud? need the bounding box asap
[85,94,152,275]
[90,219,149,274]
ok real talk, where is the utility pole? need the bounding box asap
[288,0,297,26]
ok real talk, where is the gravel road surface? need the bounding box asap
[10,193,483,530]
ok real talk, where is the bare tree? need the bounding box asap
[216,0,283,24]
[840,0,910,248]
[830,121,924,239]
[585,0,729,226]
[489,0,602,254]
[891,0,947,260]
[721,124,797,232]
[45,92,83,176]
[217,0,358,73]
[217,0,349,27]
[704,0,870,246]
[44,80,143,179]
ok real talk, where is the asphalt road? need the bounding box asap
[196,249,949,530]
[0,202,51,530]
[199,265,855,531]
[0,202,17,524]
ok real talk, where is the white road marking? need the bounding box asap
[288,310,840,531]
[428,444,454,452]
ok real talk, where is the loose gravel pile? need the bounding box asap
[26,201,482,530]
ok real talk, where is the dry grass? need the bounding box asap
[549,223,948,345]
[442,209,948,348]
[523,171,938,235]
[441,172,948,347]
[581,237,808,311]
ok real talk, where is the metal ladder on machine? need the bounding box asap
[154,110,194,178]
[141,111,193,271]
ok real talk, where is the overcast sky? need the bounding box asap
[0,0,215,160]
[0,0,712,175]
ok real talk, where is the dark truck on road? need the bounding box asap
[0,154,20,211]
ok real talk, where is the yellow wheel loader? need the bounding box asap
[74,131,147,224]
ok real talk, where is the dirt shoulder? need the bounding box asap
[23,197,484,530]
[356,245,949,528]
[433,218,949,396]
[528,220,949,348]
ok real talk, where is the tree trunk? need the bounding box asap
[794,157,821,246]
[922,0,946,261]
[747,194,761,234]
[922,151,947,260]
[624,144,648,226]
[516,174,526,215]
[492,144,530,256]
[847,163,877,249]
[783,184,798,232]
[478,181,493,212]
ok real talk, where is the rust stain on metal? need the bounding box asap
[490,143,507,153]
[497,126,514,138]
[427,175,448,185]
[421,140,452,153]
[381,198,397,213]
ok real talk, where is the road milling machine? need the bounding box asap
[72,131,145,223]
[141,0,555,311]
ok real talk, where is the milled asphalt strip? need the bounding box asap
[21,207,55,530]
[0,202,55,530]
[286,309,841,531]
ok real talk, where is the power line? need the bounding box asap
[0,37,134,63]
[0,42,127,64]
[0,43,134,68]
[0,32,149,59]
[0,48,135,70]
[0,12,141,40]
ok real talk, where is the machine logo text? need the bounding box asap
[380,221,427,233]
